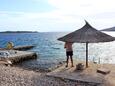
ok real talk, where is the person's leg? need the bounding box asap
[70,56,74,67]
[66,56,69,67]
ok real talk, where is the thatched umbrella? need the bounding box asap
[58,20,115,68]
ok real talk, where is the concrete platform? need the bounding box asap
[47,60,115,86]
[46,61,115,85]
[47,66,103,85]
[0,50,37,65]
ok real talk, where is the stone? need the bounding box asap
[97,68,110,74]
[76,63,84,70]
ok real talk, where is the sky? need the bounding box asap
[0,0,115,32]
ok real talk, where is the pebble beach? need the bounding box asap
[0,62,115,86]
[0,65,85,86]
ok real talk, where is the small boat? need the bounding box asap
[0,51,10,60]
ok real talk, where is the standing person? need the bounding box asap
[64,42,74,67]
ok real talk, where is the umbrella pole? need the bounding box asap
[86,42,88,68]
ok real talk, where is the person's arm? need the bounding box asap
[64,43,66,48]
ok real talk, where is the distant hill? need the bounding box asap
[101,26,115,31]
[0,31,38,33]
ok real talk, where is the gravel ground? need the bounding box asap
[0,65,106,86]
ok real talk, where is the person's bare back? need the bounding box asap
[64,42,73,51]
[64,42,74,67]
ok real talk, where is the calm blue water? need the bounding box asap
[0,32,67,60]
[0,32,115,69]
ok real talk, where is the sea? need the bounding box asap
[0,31,115,69]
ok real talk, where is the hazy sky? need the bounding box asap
[0,0,115,32]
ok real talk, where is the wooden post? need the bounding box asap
[86,42,88,68]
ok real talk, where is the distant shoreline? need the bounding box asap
[101,30,115,31]
[101,27,115,31]
[0,31,38,33]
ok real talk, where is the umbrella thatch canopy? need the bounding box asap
[58,20,115,68]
